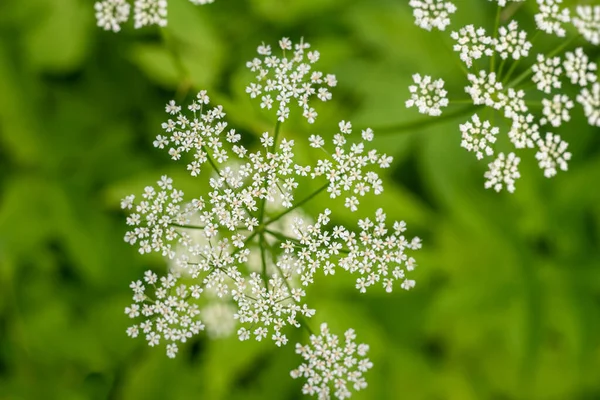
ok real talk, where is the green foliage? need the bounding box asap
[0,0,599,399]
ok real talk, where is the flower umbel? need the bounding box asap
[95,0,215,31]
[290,323,373,400]
[406,0,598,192]
[120,38,421,399]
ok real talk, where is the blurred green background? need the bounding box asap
[1,0,600,399]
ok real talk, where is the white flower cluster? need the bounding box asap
[406,74,449,116]
[290,323,373,400]
[408,0,457,31]
[121,38,421,399]
[287,208,421,293]
[460,114,498,160]
[573,6,600,45]
[407,0,599,193]
[535,0,570,37]
[484,152,521,193]
[125,271,205,358]
[246,38,337,123]
[95,0,214,32]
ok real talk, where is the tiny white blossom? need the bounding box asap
[291,323,373,400]
[95,0,130,32]
[465,71,505,110]
[484,152,521,193]
[577,83,600,126]
[535,0,570,37]
[508,113,540,149]
[495,21,532,60]
[459,114,498,160]
[126,271,205,358]
[451,25,494,68]
[245,38,336,123]
[408,0,457,31]
[563,48,598,87]
[535,133,571,178]
[531,54,562,94]
[405,74,449,116]
[572,6,600,45]
[133,0,167,29]
[540,95,573,127]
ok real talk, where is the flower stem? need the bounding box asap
[506,34,580,88]
[259,234,269,289]
[490,6,502,72]
[265,183,329,226]
[374,105,481,135]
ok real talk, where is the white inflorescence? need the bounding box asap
[572,6,600,45]
[465,71,505,110]
[121,38,422,399]
[563,48,598,87]
[451,25,494,68]
[408,0,457,31]
[484,152,521,193]
[407,0,599,192]
[541,95,573,127]
[496,21,532,60]
[245,38,337,123]
[534,0,571,37]
[290,323,373,400]
[460,114,499,160]
[288,209,420,293]
[125,271,205,358]
[406,74,449,116]
[532,54,563,94]
[576,82,600,127]
[95,0,131,32]
[535,133,572,178]
[95,0,214,31]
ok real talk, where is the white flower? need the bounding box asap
[508,113,540,149]
[133,0,167,28]
[95,0,130,32]
[245,38,336,123]
[310,123,390,210]
[290,323,373,400]
[405,74,449,116]
[125,271,205,358]
[495,21,532,60]
[572,6,600,45]
[465,71,505,110]
[409,0,457,31]
[540,95,573,127]
[290,209,420,292]
[563,47,598,87]
[535,133,571,178]
[484,152,521,193]
[531,54,562,94]
[95,0,215,30]
[577,83,600,127]
[534,0,570,37]
[451,25,494,68]
[459,114,498,160]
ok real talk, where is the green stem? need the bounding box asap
[506,34,580,89]
[259,234,269,289]
[265,183,329,226]
[374,105,481,135]
[170,223,206,230]
[490,6,502,72]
